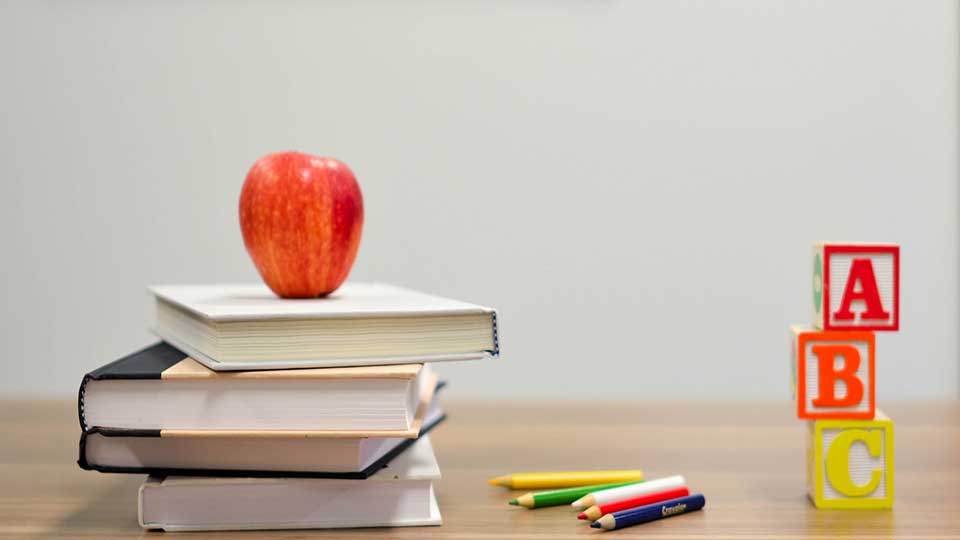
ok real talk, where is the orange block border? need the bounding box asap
[797,330,875,420]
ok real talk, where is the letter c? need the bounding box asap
[825,429,883,496]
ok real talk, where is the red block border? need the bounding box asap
[822,244,899,331]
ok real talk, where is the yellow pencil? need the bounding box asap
[488,470,644,489]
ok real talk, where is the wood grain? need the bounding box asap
[1,400,958,539]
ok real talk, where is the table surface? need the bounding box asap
[2,400,958,539]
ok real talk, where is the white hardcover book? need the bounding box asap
[150,282,499,371]
[139,435,442,531]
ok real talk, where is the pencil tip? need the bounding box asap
[508,500,518,506]
[577,513,587,520]
[570,499,582,508]
[590,522,601,529]
[487,476,503,486]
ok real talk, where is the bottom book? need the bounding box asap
[139,435,442,531]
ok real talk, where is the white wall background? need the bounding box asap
[1,1,956,399]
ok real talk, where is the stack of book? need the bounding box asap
[77,283,499,531]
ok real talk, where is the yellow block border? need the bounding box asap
[810,414,894,509]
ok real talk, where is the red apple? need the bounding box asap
[239,152,364,298]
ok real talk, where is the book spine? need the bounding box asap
[77,374,90,431]
[76,431,90,470]
[491,311,500,357]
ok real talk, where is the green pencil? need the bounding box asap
[509,481,644,508]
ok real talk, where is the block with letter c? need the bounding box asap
[806,411,894,509]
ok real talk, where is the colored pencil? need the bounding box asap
[488,470,644,490]
[577,486,690,521]
[509,481,643,508]
[571,475,685,509]
[591,493,705,530]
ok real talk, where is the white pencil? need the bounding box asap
[570,475,686,510]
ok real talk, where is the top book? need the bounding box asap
[150,283,499,371]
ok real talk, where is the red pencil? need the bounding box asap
[577,486,690,521]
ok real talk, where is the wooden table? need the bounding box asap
[2,400,958,539]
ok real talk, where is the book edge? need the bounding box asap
[158,330,491,371]
[151,284,495,322]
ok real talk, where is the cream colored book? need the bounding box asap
[80,394,447,477]
[79,343,437,437]
[150,282,500,371]
[139,435,442,531]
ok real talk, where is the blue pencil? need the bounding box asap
[590,493,705,531]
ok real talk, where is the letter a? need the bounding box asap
[811,344,863,407]
[833,259,889,321]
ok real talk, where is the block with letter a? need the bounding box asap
[812,243,899,331]
[806,411,894,509]
[791,326,875,419]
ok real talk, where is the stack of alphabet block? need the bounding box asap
[791,243,899,509]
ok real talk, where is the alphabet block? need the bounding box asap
[806,411,894,509]
[791,325,875,419]
[812,243,899,331]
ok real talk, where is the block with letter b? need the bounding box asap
[812,243,899,331]
[806,411,894,509]
[791,326,874,419]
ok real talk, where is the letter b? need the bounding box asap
[792,327,875,419]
